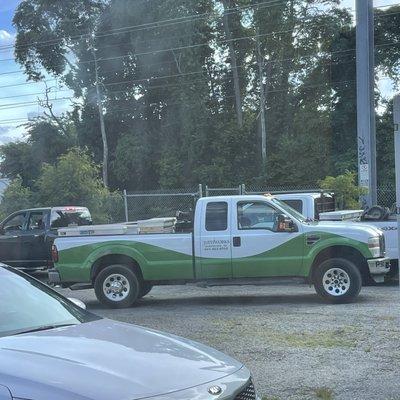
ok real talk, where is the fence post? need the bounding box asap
[123,189,129,222]
[241,183,246,195]
[198,184,203,198]
[205,185,209,197]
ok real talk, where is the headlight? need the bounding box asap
[368,236,383,258]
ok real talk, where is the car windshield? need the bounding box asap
[270,198,307,223]
[0,267,100,337]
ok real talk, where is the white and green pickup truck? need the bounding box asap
[275,192,398,279]
[49,195,390,307]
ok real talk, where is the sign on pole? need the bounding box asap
[356,0,377,207]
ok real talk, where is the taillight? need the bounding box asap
[51,245,59,263]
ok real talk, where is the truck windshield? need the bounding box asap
[0,267,100,337]
[50,209,92,228]
[270,198,307,223]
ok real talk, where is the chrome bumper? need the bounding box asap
[367,257,391,283]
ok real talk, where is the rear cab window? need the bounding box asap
[205,202,228,231]
[281,199,303,214]
[50,208,92,229]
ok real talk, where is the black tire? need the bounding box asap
[138,282,153,298]
[313,258,362,303]
[94,264,140,308]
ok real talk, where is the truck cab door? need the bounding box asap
[0,211,28,267]
[18,210,49,268]
[231,199,303,277]
[198,200,232,279]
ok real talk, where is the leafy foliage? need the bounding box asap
[2,1,398,200]
[0,177,35,220]
[35,149,122,222]
[319,172,367,209]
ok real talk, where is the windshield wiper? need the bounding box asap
[13,323,77,335]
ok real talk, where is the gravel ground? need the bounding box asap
[54,282,399,400]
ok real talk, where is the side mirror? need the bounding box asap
[276,214,296,232]
[67,297,87,310]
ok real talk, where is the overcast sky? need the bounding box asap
[0,0,399,144]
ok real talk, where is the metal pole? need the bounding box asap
[356,0,377,207]
[123,189,129,222]
[198,184,203,198]
[393,95,400,270]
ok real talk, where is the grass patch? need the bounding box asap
[276,329,356,349]
[314,387,334,400]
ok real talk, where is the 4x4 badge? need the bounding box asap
[208,386,222,395]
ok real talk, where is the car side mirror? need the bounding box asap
[276,214,296,233]
[67,297,87,310]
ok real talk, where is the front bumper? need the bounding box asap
[148,366,256,400]
[48,268,61,284]
[367,257,391,283]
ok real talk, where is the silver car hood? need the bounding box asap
[0,319,242,400]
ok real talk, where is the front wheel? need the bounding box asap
[94,264,140,308]
[138,282,153,298]
[313,258,362,303]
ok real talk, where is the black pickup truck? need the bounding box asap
[0,206,91,270]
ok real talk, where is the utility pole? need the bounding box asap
[90,35,109,188]
[356,0,377,207]
[256,28,267,164]
[393,95,400,272]
[222,0,243,128]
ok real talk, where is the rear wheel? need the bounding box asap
[94,264,140,308]
[313,258,362,303]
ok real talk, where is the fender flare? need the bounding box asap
[85,244,148,280]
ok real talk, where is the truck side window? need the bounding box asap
[237,201,279,231]
[205,202,228,231]
[3,213,27,232]
[27,212,46,230]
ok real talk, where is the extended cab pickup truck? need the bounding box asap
[50,195,390,307]
[0,206,91,270]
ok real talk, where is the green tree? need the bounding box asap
[0,177,35,220]
[0,120,76,186]
[35,149,122,223]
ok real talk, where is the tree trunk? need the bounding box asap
[222,0,243,128]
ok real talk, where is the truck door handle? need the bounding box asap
[233,236,241,247]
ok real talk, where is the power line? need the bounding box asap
[0,0,285,52]
[2,1,398,55]
[0,97,71,110]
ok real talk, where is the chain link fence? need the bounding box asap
[115,183,397,223]
[123,186,202,222]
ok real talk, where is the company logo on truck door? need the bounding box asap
[203,239,230,252]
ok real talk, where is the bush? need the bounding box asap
[318,172,367,209]
[34,149,122,223]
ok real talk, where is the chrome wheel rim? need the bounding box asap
[103,273,130,301]
[322,267,350,296]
